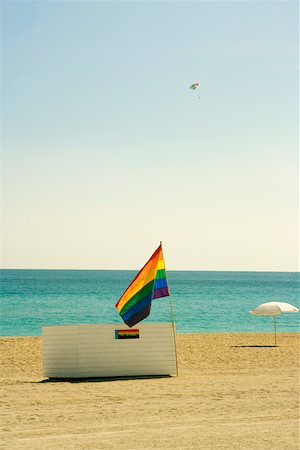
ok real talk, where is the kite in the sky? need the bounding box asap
[190,83,199,90]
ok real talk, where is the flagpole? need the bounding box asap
[160,242,179,377]
[274,315,277,346]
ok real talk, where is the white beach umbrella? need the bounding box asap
[250,302,299,346]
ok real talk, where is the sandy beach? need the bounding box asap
[1,333,299,449]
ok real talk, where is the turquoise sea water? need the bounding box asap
[0,270,299,336]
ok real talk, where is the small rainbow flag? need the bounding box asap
[115,329,139,339]
[115,243,169,327]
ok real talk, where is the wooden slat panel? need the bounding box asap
[78,368,176,377]
[44,370,80,377]
[43,354,79,361]
[42,325,79,334]
[78,351,176,359]
[78,357,176,366]
[78,343,175,351]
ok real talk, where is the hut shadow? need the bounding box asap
[34,374,172,384]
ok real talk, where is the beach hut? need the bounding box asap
[42,322,177,378]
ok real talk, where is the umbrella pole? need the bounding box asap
[274,315,277,346]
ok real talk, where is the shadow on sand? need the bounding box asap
[34,374,172,384]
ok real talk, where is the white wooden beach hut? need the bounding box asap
[42,322,177,378]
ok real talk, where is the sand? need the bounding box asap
[0,333,299,449]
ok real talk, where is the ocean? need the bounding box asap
[0,270,299,336]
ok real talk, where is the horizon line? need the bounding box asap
[0,267,299,274]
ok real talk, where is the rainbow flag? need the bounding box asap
[115,329,139,339]
[115,243,169,327]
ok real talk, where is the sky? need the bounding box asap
[1,0,299,271]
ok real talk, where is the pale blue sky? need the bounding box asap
[1,0,299,270]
